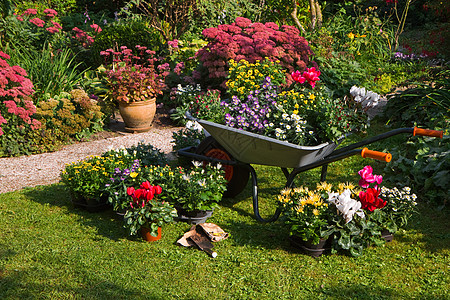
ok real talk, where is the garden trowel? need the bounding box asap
[189,233,217,258]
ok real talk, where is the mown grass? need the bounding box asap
[1,127,449,300]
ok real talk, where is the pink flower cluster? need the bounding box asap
[14,7,62,34]
[71,24,102,48]
[127,182,163,208]
[357,165,386,212]
[72,27,95,47]
[196,17,316,87]
[291,67,321,88]
[0,51,41,136]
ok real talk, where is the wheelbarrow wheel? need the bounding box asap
[195,136,250,198]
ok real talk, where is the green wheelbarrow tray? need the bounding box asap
[179,118,444,223]
[197,119,342,169]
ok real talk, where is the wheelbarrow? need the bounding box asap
[178,119,444,222]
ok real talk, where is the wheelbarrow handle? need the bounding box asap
[361,148,392,162]
[413,127,444,138]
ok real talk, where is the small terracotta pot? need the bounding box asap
[141,226,162,242]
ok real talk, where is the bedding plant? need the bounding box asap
[221,68,368,146]
[278,165,418,257]
[123,182,177,237]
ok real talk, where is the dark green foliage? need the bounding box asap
[8,46,84,105]
[382,70,449,207]
[89,17,164,68]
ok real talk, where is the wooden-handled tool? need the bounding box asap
[189,233,217,258]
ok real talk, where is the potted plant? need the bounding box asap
[60,154,130,212]
[100,45,169,132]
[277,184,334,257]
[163,161,227,224]
[123,181,177,241]
[103,143,168,212]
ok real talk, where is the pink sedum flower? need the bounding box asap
[29,18,45,27]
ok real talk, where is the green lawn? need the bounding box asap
[1,155,449,299]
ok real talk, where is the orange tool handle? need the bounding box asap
[413,127,443,138]
[361,148,392,162]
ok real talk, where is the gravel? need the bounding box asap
[0,126,181,194]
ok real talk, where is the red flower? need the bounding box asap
[359,188,386,212]
[140,181,152,190]
[126,187,135,196]
[154,185,162,195]
[291,70,306,84]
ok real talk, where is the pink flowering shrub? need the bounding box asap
[9,7,63,50]
[100,45,168,104]
[196,17,317,88]
[0,51,41,137]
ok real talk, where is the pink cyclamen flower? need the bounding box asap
[358,165,383,188]
[29,18,45,27]
[291,70,306,84]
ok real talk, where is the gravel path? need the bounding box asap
[0,126,181,194]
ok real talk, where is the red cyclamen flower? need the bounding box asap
[359,188,386,212]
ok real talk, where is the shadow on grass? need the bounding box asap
[394,204,450,253]
[320,283,405,299]
[22,184,126,241]
[0,263,153,299]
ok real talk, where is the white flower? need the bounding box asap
[197,179,207,187]
[182,174,191,182]
[216,163,222,169]
[192,161,202,168]
[328,189,365,223]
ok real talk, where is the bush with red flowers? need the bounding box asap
[195,17,317,89]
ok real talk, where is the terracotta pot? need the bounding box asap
[118,98,156,133]
[141,226,162,242]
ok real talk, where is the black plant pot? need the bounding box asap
[70,193,111,213]
[381,230,394,243]
[289,235,330,257]
[175,206,213,224]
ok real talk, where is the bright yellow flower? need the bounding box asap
[313,209,319,216]
[130,172,138,178]
[309,93,316,100]
[348,32,355,39]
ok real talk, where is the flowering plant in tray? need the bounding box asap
[221,61,368,146]
[278,165,418,256]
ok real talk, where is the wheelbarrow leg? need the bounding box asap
[243,164,282,223]
[320,164,328,182]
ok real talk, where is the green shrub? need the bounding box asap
[381,71,449,207]
[30,89,104,152]
[8,45,84,105]
[90,17,164,68]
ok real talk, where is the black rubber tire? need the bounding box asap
[195,136,250,198]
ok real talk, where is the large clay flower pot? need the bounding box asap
[141,226,162,242]
[118,98,156,133]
